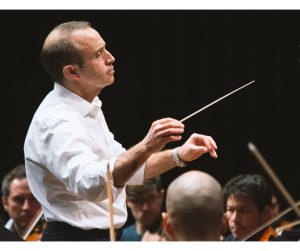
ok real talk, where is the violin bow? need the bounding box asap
[106,163,116,241]
[247,142,300,219]
[21,207,44,240]
[240,200,300,241]
[276,220,300,235]
[240,142,300,241]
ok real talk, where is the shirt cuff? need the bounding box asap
[127,163,145,185]
[106,158,145,186]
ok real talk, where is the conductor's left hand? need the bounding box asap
[177,133,218,162]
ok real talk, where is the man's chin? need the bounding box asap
[232,230,247,240]
[107,76,115,83]
[141,218,155,227]
[103,80,114,87]
[19,221,29,229]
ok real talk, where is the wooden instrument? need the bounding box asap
[21,208,46,241]
[106,163,115,241]
[242,142,300,241]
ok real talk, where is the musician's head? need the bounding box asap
[163,170,224,241]
[126,176,165,232]
[1,164,40,236]
[223,174,273,240]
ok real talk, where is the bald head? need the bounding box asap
[166,170,223,241]
[40,21,91,84]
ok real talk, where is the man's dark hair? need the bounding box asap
[1,164,26,198]
[126,176,163,200]
[223,174,272,212]
[40,21,91,84]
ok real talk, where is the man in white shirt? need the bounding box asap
[24,21,218,241]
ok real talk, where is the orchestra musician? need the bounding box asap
[245,142,300,241]
[222,174,274,241]
[1,164,41,240]
[121,176,165,241]
[162,170,224,241]
[221,173,300,241]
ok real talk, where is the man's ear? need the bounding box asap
[126,199,134,209]
[63,65,80,80]
[2,196,8,212]
[162,212,175,240]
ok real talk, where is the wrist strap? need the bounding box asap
[172,147,187,168]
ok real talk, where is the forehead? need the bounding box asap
[9,178,31,195]
[71,27,105,49]
[131,186,161,199]
[227,194,257,208]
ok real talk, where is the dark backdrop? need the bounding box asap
[0,10,299,223]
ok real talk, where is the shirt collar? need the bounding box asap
[4,218,14,231]
[53,83,102,118]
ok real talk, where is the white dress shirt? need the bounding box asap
[24,83,145,230]
[4,218,14,232]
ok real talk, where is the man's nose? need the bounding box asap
[230,211,239,222]
[22,199,30,210]
[105,50,115,64]
[140,201,150,210]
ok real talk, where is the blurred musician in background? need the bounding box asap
[1,164,41,239]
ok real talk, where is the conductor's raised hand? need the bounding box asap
[177,133,218,161]
[141,118,185,153]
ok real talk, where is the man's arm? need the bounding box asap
[112,118,184,187]
[144,133,218,179]
[112,116,218,186]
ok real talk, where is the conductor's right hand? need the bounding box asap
[141,118,184,154]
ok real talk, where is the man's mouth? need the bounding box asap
[107,67,114,74]
[231,226,243,232]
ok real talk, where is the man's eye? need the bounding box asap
[13,197,24,204]
[239,208,248,214]
[97,49,105,58]
[226,208,234,213]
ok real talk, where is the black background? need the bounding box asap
[0,10,299,223]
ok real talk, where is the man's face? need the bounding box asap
[225,194,266,240]
[2,178,40,233]
[127,187,164,229]
[72,28,115,95]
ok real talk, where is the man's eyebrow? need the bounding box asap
[96,43,106,53]
[13,195,24,199]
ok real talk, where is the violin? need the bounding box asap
[259,226,278,241]
[241,200,300,241]
[245,142,300,241]
[25,216,46,241]
[21,208,46,241]
[258,220,300,241]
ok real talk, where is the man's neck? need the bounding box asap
[13,223,25,237]
[135,222,145,235]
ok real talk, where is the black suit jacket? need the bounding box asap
[0,225,23,241]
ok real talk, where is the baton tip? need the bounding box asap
[247,142,256,152]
